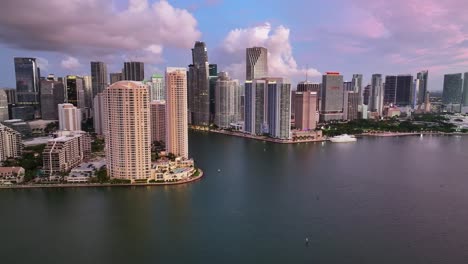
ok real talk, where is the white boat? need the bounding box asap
[329,134,357,143]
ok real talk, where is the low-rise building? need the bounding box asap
[66,160,106,183]
[42,131,91,176]
[151,157,195,182]
[0,167,25,184]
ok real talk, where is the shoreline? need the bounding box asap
[0,169,204,190]
[195,128,468,143]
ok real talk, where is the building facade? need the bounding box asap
[166,68,189,159]
[384,75,397,105]
[104,81,151,180]
[214,72,241,128]
[91,61,108,98]
[150,100,166,144]
[295,91,317,131]
[188,41,210,126]
[110,73,123,84]
[370,74,384,115]
[42,131,91,176]
[14,57,41,118]
[442,73,463,105]
[416,70,429,105]
[149,74,165,101]
[93,93,105,135]
[0,124,23,162]
[40,79,65,120]
[58,103,82,131]
[123,62,144,81]
[246,47,268,81]
[0,90,9,122]
[267,78,291,139]
[244,80,266,135]
[395,75,413,106]
[320,72,344,122]
[344,91,360,121]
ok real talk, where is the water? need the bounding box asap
[1,132,468,263]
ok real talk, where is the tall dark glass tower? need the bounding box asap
[384,75,397,105]
[209,64,218,123]
[91,61,108,98]
[416,71,428,105]
[395,75,413,106]
[188,41,210,126]
[123,62,144,81]
[14,57,41,118]
[442,73,463,105]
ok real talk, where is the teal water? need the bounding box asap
[1,132,468,263]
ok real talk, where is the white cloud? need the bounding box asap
[36,57,50,71]
[0,0,200,63]
[61,56,81,70]
[220,23,320,82]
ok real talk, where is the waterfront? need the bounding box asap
[1,132,468,263]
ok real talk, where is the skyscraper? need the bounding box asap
[370,74,384,115]
[91,62,108,98]
[214,72,241,128]
[246,47,268,81]
[320,72,344,122]
[58,104,82,131]
[188,41,210,126]
[209,64,218,123]
[343,81,353,92]
[66,75,85,108]
[384,75,397,105]
[110,73,123,84]
[123,62,144,81]
[461,72,468,108]
[104,81,151,180]
[150,100,166,144]
[83,75,93,118]
[352,74,363,102]
[0,90,9,122]
[40,79,65,120]
[416,70,428,105]
[244,80,266,135]
[294,91,317,131]
[442,73,463,105]
[14,57,41,119]
[166,68,188,159]
[395,75,413,106]
[148,74,165,101]
[93,93,105,135]
[267,78,291,139]
[411,79,420,109]
[344,91,359,121]
[297,82,321,93]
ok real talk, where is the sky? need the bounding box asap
[1,0,468,91]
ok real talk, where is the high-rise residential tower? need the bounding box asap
[344,91,360,121]
[320,72,344,122]
[214,72,241,128]
[0,90,8,122]
[166,68,189,159]
[103,81,151,180]
[244,80,266,135]
[150,100,166,144]
[0,123,23,161]
[91,62,108,98]
[58,104,82,131]
[442,73,463,105]
[246,47,268,81]
[188,41,210,126]
[148,74,165,101]
[267,78,291,139]
[14,57,41,119]
[123,62,144,81]
[93,93,105,135]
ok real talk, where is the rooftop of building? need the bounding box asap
[0,167,24,174]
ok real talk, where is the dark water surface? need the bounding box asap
[1,132,468,263]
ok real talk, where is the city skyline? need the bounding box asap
[1,1,467,90]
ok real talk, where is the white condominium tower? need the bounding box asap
[103,81,151,180]
[166,67,188,159]
[58,103,82,131]
[246,47,268,81]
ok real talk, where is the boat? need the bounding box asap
[329,134,357,143]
